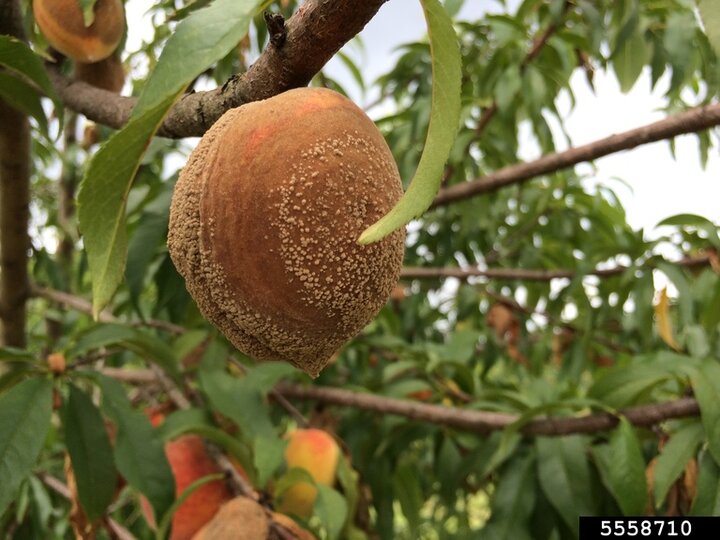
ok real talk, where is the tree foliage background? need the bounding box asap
[1,0,720,538]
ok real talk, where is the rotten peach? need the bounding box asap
[168,87,405,377]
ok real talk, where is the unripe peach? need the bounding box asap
[277,429,340,518]
[33,0,124,63]
[168,88,405,377]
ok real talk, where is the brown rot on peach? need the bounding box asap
[168,87,405,377]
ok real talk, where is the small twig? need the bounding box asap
[433,102,720,208]
[69,349,122,368]
[30,284,185,334]
[269,390,310,428]
[105,519,137,540]
[30,285,115,323]
[36,471,71,499]
[100,367,158,384]
[150,364,192,409]
[35,472,136,540]
[264,12,287,48]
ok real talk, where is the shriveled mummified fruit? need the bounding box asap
[168,88,405,377]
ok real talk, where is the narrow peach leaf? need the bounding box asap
[358,0,462,244]
[78,0,261,316]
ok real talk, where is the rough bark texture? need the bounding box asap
[0,0,31,347]
[48,0,390,138]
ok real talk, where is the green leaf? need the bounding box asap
[77,96,177,317]
[0,347,34,361]
[62,384,117,521]
[155,408,213,440]
[126,210,168,307]
[698,0,720,57]
[71,323,179,379]
[592,418,647,515]
[482,452,536,540]
[198,369,275,440]
[243,361,300,394]
[444,0,465,18]
[0,377,53,516]
[588,361,676,408]
[612,21,650,93]
[653,422,704,507]
[253,433,286,489]
[656,213,720,250]
[273,467,315,500]
[88,373,175,520]
[336,51,366,92]
[336,454,361,538]
[315,485,348,540]
[78,0,260,315]
[0,36,62,110]
[358,0,461,244]
[0,72,48,136]
[536,436,595,536]
[690,450,720,515]
[664,12,696,89]
[495,66,522,112]
[393,463,423,534]
[441,329,481,364]
[656,261,695,325]
[702,278,720,331]
[156,473,224,540]
[691,361,720,463]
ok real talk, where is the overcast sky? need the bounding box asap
[126,0,720,236]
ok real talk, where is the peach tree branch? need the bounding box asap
[98,367,700,437]
[48,0,389,138]
[275,384,700,436]
[433,102,720,208]
[0,0,31,347]
[400,253,712,281]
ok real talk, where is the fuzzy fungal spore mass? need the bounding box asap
[168,88,405,377]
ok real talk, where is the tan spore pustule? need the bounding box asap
[168,87,405,377]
